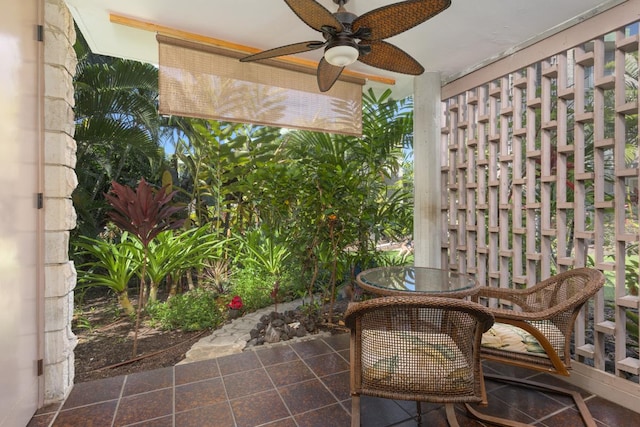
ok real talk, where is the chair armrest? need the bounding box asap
[488,306,563,322]
[475,286,531,299]
[474,287,544,313]
[481,317,571,375]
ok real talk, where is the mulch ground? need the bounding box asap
[73,290,349,383]
[73,291,208,383]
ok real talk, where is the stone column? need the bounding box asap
[413,73,442,268]
[43,0,78,403]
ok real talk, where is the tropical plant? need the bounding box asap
[169,118,281,232]
[72,28,168,241]
[104,178,185,356]
[237,229,291,313]
[274,88,414,319]
[135,231,185,302]
[201,258,232,294]
[139,226,227,302]
[74,232,140,315]
[146,90,414,321]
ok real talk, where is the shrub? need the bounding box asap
[230,264,305,312]
[229,266,274,311]
[147,288,225,331]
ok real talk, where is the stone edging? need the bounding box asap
[179,298,319,364]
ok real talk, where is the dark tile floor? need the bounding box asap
[29,333,638,427]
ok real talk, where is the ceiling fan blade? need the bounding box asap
[353,0,451,41]
[358,40,424,75]
[317,57,344,92]
[240,41,325,62]
[284,0,343,33]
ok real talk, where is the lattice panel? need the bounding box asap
[441,22,640,382]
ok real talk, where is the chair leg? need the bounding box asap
[464,403,531,427]
[351,395,360,427]
[479,361,488,406]
[444,404,460,427]
[465,373,597,427]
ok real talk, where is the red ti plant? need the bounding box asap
[105,178,185,248]
[104,178,185,357]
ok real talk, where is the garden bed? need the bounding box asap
[73,290,208,383]
[73,289,349,383]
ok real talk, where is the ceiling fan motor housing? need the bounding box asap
[328,8,371,56]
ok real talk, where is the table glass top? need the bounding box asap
[356,266,477,295]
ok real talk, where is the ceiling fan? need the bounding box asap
[240,0,451,92]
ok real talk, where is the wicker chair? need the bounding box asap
[466,267,605,427]
[345,296,495,427]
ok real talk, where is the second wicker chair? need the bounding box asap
[467,267,605,427]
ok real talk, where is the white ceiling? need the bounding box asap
[65,0,625,98]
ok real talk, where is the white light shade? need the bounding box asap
[324,45,359,67]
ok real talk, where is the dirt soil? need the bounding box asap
[72,291,208,383]
[73,289,349,384]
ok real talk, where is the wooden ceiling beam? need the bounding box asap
[109,13,396,86]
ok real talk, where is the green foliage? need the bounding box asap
[596,254,640,297]
[626,309,639,346]
[379,249,414,267]
[234,228,293,311]
[228,265,273,311]
[147,288,225,331]
[200,258,233,294]
[229,264,303,312]
[624,255,639,296]
[140,227,229,302]
[238,229,290,277]
[74,48,417,324]
[168,118,282,232]
[72,28,168,240]
[276,266,306,302]
[74,232,140,315]
[73,308,95,332]
[105,178,186,356]
[256,89,414,315]
[75,232,139,292]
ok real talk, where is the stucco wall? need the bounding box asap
[43,0,78,403]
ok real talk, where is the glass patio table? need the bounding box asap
[355,266,480,299]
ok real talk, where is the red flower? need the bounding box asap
[228,295,243,310]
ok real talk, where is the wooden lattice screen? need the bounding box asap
[441,20,640,383]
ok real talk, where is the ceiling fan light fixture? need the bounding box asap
[324,44,359,67]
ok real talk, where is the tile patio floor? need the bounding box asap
[28,332,638,427]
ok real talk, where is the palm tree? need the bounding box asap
[72,28,168,240]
